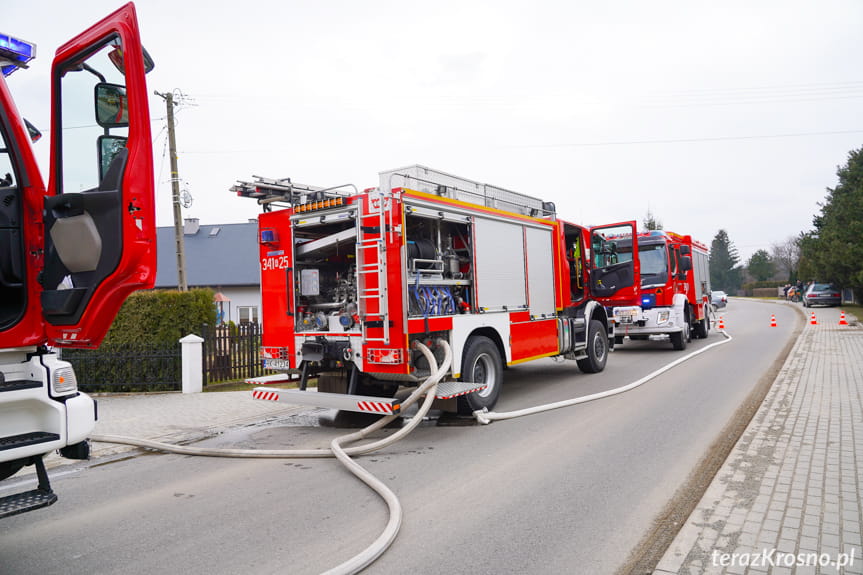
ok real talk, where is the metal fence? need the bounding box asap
[201,322,263,385]
[62,342,181,392]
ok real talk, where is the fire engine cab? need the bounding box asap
[0,3,155,517]
[238,166,639,414]
[594,230,711,350]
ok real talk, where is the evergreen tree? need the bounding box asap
[643,209,663,231]
[799,147,863,300]
[747,249,775,281]
[710,229,742,293]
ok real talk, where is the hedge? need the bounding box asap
[63,289,216,392]
[103,288,216,346]
[742,280,787,292]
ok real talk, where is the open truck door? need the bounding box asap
[40,3,155,347]
[589,221,639,302]
[0,3,154,518]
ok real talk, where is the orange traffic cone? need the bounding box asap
[810,312,818,325]
[839,311,849,326]
[770,314,777,327]
[718,316,725,329]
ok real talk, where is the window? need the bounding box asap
[0,123,26,328]
[58,36,130,194]
[238,306,258,324]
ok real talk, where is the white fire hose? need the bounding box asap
[92,340,451,575]
[91,327,732,573]
[474,328,733,424]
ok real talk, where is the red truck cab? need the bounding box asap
[594,230,711,350]
[0,3,155,517]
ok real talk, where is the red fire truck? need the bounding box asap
[0,4,155,517]
[237,165,640,414]
[594,230,711,350]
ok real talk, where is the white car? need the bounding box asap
[711,290,728,310]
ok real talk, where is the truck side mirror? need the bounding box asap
[94,83,129,128]
[107,45,155,75]
[679,255,692,274]
[680,245,691,256]
[24,118,42,143]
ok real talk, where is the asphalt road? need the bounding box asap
[0,299,802,575]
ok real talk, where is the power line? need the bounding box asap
[514,129,863,148]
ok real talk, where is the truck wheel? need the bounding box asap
[577,320,608,373]
[457,336,503,414]
[694,308,710,339]
[670,318,690,350]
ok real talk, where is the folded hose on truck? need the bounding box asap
[92,340,453,575]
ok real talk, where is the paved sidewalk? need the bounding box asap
[655,305,863,575]
[47,389,307,464]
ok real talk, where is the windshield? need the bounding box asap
[811,283,835,292]
[638,243,668,286]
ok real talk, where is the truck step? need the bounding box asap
[0,432,60,452]
[0,489,57,519]
[252,388,402,415]
[0,456,56,519]
[431,380,488,399]
[245,373,297,385]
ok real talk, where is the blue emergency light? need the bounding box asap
[260,228,278,244]
[640,293,656,309]
[0,32,36,77]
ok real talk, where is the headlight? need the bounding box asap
[657,311,670,325]
[53,365,78,395]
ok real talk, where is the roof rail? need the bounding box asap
[231,176,356,212]
[380,165,556,219]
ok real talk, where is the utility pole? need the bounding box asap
[155,90,188,291]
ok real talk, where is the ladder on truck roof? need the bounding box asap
[356,191,390,345]
[231,176,355,211]
[380,165,556,219]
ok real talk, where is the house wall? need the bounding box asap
[215,286,262,326]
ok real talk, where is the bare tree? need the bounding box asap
[770,236,800,282]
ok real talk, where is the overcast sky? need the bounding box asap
[6,0,862,262]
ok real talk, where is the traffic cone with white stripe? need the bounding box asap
[810,312,818,325]
[770,314,777,327]
[718,316,725,329]
[839,311,849,326]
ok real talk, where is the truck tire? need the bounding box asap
[457,336,503,414]
[694,306,710,339]
[670,310,691,350]
[577,320,608,373]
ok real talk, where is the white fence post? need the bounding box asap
[179,334,205,394]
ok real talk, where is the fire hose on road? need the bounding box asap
[91,328,733,574]
[92,340,451,575]
[474,328,733,424]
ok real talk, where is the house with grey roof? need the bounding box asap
[155,219,261,325]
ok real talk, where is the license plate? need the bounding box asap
[265,358,292,370]
[615,307,639,323]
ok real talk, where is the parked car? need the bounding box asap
[711,290,728,310]
[803,283,841,307]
